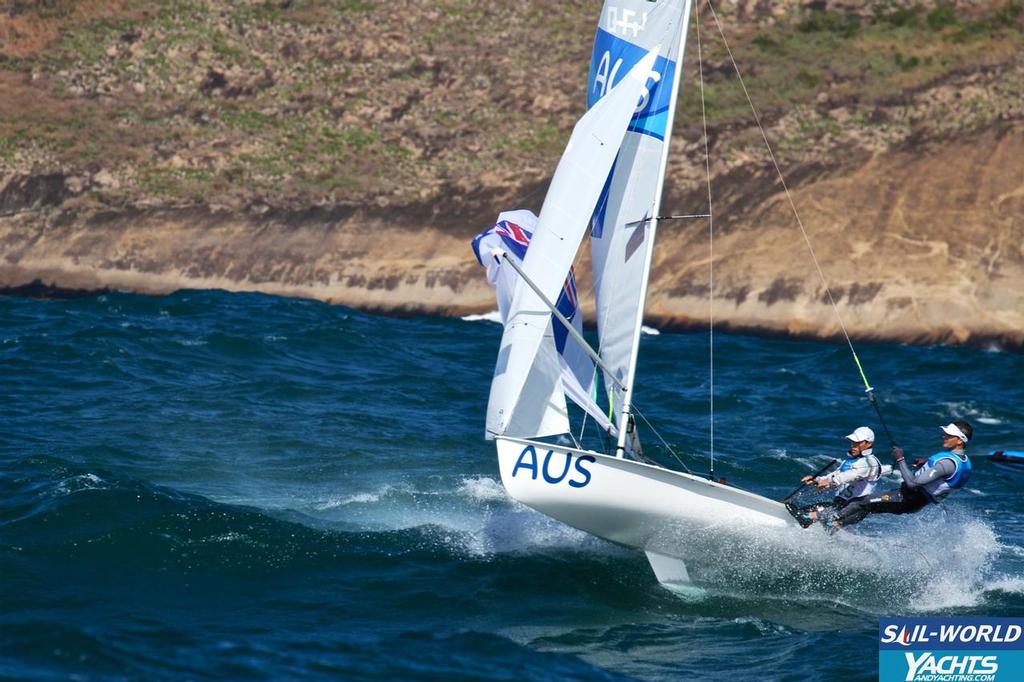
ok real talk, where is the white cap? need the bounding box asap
[845,426,875,443]
[941,423,969,443]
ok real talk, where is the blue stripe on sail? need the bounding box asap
[587,27,676,141]
[627,109,669,141]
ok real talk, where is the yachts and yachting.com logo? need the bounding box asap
[879,618,1024,682]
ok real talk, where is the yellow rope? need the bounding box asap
[705,0,874,395]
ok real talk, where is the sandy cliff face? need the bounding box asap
[1,1,1022,347]
[3,122,1021,347]
[650,124,1024,346]
[0,203,483,315]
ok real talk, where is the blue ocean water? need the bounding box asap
[1,290,1021,681]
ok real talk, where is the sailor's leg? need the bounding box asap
[867,486,932,515]
[897,488,931,514]
[786,500,835,528]
[835,487,930,527]
[833,496,873,527]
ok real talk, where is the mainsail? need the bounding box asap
[485,48,659,440]
[588,0,693,454]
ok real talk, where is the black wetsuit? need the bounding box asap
[833,454,959,527]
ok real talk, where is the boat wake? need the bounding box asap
[294,470,1017,613]
[321,473,1021,614]
[640,509,1009,613]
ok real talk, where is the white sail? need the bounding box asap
[471,210,614,433]
[588,0,693,452]
[486,48,660,439]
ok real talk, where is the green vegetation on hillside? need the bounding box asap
[1,0,1021,210]
[680,2,1022,149]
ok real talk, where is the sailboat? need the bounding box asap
[475,0,800,585]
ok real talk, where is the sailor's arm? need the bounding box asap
[892,448,955,489]
[818,459,871,487]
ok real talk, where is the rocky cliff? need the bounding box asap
[1,0,1022,347]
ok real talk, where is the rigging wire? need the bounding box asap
[704,0,897,447]
[696,0,716,478]
[632,403,694,474]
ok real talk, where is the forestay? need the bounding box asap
[588,0,693,453]
[485,48,660,440]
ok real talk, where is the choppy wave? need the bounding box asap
[3,290,1022,681]
[938,401,1005,426]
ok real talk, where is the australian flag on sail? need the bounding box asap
[490,220,532,261]
[471,209,594,373]
[471,210,581,354]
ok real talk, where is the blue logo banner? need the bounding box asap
[879,618,1024,682]
[587,28,675,141]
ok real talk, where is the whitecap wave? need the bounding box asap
[762,448,824,470]
[938,401,1003,426]
[983,576,1024,595]
[53,473,108,497]
[461,311,502,324]
[457,476,508,502]
[453,503,624,558]
[313,484,405,510]
[305,475,621,558]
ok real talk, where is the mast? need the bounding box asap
[614,0,693,457]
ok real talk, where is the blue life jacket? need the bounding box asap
[921,451,972,501]
[835,453,882,500]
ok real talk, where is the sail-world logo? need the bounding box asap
[883,626,914,647]
[879,618,1024,682]
[512,445,595,488]
[881,622,1024,648]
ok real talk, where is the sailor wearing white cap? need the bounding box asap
[832,419,974,531]
[810,426,888,499]
[789,426,891,527]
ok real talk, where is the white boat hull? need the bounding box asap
[496,436,798,582]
